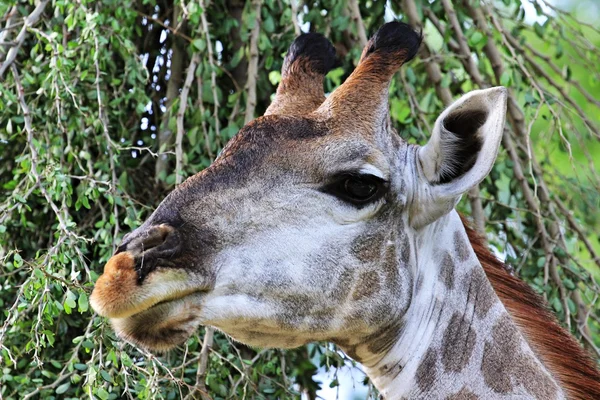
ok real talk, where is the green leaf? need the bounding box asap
[56,382,70,394]
[533,22,545,38]
[100,370,113,383]
[96,387,109,400]
[34,268,44,280]
[268,70,281,86]
[121,353,133,367]
[74,363,88,371]
[43,330,55,346]
[192,39,206,52]
[551,296,562,313]
[80,195,91,210]
[263,15,275,33]
[78,292,89,313]
[563,279,576,290]
[500,70,512,87]
[64,291,77,314]
[468,31,484,47]
[536,256,546,268]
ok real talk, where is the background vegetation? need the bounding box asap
[1,0,599,398]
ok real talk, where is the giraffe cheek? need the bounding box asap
[90,252,140,318]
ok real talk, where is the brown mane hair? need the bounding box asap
[462,216,600,399]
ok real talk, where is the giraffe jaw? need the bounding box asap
[109,291,207,352]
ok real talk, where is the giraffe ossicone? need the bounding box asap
[91,21,600,399]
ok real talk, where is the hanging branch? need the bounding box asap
[497,26,600,140]
[94,33,120,251]
[519,40,600,108]
[192,328,214,400]
[195,74,214,159]
[11,64,83,242]
[404,0,486,234]
[463,1,599,343]
[155,5,186,182]
[0,0,50,79]
[244,0,262,124]
[176,53,200,185]
[289,0,301,36]
[199,0,221,140]
[348,0,368,47]
[0,6,18,62]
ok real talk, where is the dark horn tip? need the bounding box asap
[285,32,337,75]
[365,21,422,63]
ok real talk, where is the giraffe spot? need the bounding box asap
[416,348,438,393]
[332,266,354,300]
[446,387,479,400]
[439,251,455,289]
[365,318,404,355]
[368,301,393,325]
[517,355,560,399]
[454,230,471,262]
[469,267,496,319]
[441,312,477,373]
[276,294,318,329]
[352,270,380,300]
[481,315,520,393]
[351,231,385,262]
[481,314,562,397]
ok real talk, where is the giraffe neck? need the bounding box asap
[362,211,565,400]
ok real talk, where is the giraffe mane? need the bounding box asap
[461,216,600,399]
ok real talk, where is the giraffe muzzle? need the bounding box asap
[90,224,206,320]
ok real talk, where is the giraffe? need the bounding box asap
[90,22,600,399]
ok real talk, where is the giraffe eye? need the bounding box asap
[323,173,387,207]
[344,177,377,200]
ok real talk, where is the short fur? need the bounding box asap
[362,21,422,67]
[91,253,138,317]
[463,216,600,400]
[265,33,336,116]
[283,33,336,76]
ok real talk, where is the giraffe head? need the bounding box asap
[91,22,507,355]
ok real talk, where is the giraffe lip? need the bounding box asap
[110,291,206,352]
[127,289,207,318]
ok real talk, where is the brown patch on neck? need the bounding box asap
[461,216,600,399]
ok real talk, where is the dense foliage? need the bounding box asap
[1,0,599,398]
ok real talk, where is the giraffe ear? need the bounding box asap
[410,87,508,229]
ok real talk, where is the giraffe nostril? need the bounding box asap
[138,224,180,256]
[116,224,181,260]
[141,225,172,252]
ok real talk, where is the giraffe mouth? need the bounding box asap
[110,291,207,352]
[132,287,207,316]
[90,252,212,320]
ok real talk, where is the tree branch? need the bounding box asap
[348,0,367,47]
[244,0,262,124]
[0,0,50,79]
[176,53,200,185]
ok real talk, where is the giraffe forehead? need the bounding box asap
[177,116,387,199]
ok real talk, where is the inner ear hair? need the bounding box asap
[435,108,488,184]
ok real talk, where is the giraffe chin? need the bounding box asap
[109,292,205,352]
